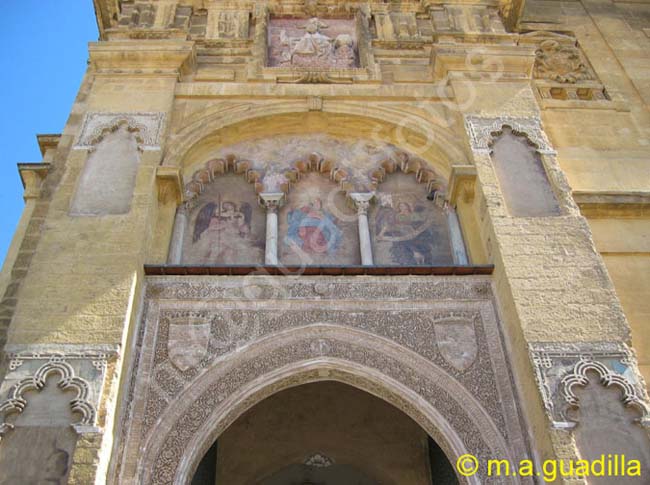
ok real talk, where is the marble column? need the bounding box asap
[168,203,189,265]
[350,193,374,266]
[260,193,284,265]
[447,207,469,265]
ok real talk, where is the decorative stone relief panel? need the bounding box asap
[521,31,597,84]
[268,17,358,68]
[0,345,116,483]
[530,342,650,481]
[74,112,165,151]
[114,276,531,484]
[530,342,650,429]
[464,115,554,155]
[0,345,116,435]
[249,5,379,83]
[207,8,250,40]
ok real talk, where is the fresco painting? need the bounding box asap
[370,173,453,266]
[280,173,359,265]
[182,176,265,265]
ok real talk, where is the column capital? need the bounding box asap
[259,192,285,212]
[349,192,374,215]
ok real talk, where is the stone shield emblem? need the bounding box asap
[168,323,210,371]
[434,319,478,372]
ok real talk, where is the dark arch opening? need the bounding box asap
[190,381,458,485]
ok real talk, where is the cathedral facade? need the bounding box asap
[0,0,649,483]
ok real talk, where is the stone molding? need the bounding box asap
[464,115,555,154]
[74,112,166,151]
[530,342,650,429]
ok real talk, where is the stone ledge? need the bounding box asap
[144,264,495,276]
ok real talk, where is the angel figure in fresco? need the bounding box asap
[285,197,343,256]
[192,199,261,264]
[375,200,435,265]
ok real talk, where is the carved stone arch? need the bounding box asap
[136,324,518,485]
[561,359,650,427]
[0,357,96,440]
[369,150,447,199]
[282,151,354,194]
[464,115,555,155]
[74,112,165,151]
[164,108,468,178]
[183,153,263,205]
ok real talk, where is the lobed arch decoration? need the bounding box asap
[464,115,578,216]
[133,324,517,485]
[74,111,165,152]
[369,149,444,197]
[164,109,469,179]
[169,134,469,266]
[561,359,650,428]
[183,153,264,203]
[0,358,96,440]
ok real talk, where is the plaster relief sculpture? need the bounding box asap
[268,17,358,68]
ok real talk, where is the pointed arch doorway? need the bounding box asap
[190,381,458,485]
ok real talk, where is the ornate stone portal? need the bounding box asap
[114,275,530,484]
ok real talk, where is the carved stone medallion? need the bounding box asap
[434,318,478,371]
[168,322,210,371]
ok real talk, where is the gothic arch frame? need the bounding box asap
[134,324,520,485]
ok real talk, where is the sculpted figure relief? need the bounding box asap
[268,17,358,68]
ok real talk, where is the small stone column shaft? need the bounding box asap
[168,203,188,265]
[350,193,374,266]
[260,193,284,266]
[447,207,469,265]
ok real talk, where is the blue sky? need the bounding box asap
[0,2,98,266]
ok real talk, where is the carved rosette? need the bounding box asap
[74,112,166,151]
[530,342,650,429]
